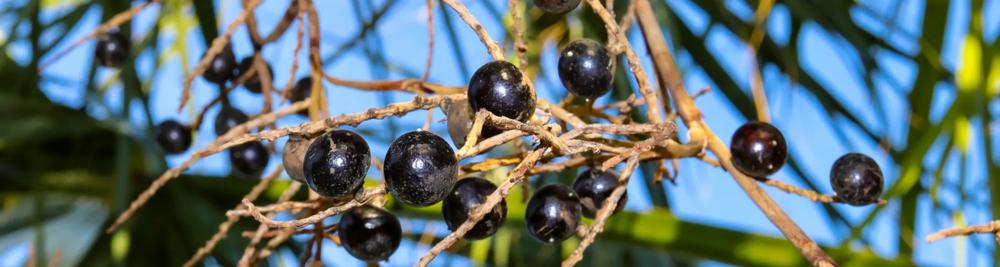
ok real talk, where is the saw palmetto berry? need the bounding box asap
[303,130,371,198]
[729,121,787,178]
[572,168,627,218]
[442,177,507,240]
[558,39,614,100]
[229,140,269,177]
[282,136,312,183]
[534,0,580,13]
[467,60,536,137]
[525,184,582,244]
[201,46,237,84]
[236,57,273,94]
[830,153,884,206]
[154,120,192,155]
[384,130,458,207]
[338,205,402,262]
[214,106,248,136]
[94,30,130,68]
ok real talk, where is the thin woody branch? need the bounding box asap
[926,220,1000,243]
[633,0,834,265]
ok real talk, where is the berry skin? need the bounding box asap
[384,131,458,207]
[290,77,313,116]
[442,178,507,240]
[468,60,536,137]
[154,120,192,155]
[558,39,614,100]
[213,106,248,136]
[236,57,274,94]
[534,0,580,13]
[94,30,130,68]
[830,153,884,206]
[729,121,787,177]
[338,205,402,262]
[303,130,371,198]
[282,136,312,183]
[201,46,237,84]
[572,168,627,218]
[525,184,582,244]
[229,141,269,177]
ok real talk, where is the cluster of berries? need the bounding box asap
[729,122,884,206]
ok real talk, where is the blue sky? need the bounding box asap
[4,0,999,266]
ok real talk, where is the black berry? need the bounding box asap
[229,141,269,177]
[558,39,613,100]
[213,106,248,136]
[154,120,192,155]
[572,168,627,218]
[303,130,371,198]
[730,121,787,177]
[94,30,130,67]
[442,178,507,240]
[282,136,312,183]
[384,131,458,207]
[534,0,580,13]
[830,153,884,206]
[201,46,237,84]
[236,57,273,94]
[338,205,402,262]
[525,184,581,244]
[290,77,313,116]
[468,60,535,137]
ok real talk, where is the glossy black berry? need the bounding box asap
[290,77,313,116]
[229,141,269,177]
[303,130,371,198]
[384,131,458,207]
[155,120,192,155]
[534,0,580,13]
[94,30,130,67]
[558,39,613,100]
[572,168,627,218]
[214,106,248,136]
[730,121,787,177]
[201,46,237,84]
[236,57,273,93]
[442,178,507,240]
[525,184,581,244]
[468,60,535,137]
[338,205,402,262]
[830,153,884,206]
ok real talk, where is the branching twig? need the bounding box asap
[416,148,549,266]
[238,181,303,266]
[440,0,505,60]
[39,1,157,71]
[926,220,1000,243]
[242,185,387,228]
[633,1,834,265]
[178,0,263,112]
[562,155,640,266]
[182,167,284,267]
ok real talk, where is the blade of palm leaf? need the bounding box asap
[981,30,1000,264]
[323,0,397,65]
[439,1,471,80]
[689,1,888,156]
[37,3,94,56]
[350,0,398,138]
